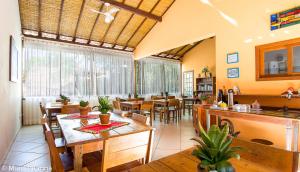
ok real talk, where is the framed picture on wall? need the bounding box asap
[227,52,239,64]
[227,68,239,78]
[9,36,18,82]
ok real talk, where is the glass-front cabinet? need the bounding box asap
[256,38,300,80]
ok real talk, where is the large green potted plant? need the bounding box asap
[191,124,241,172]
[97,97,112,125]
[79,100,89,116]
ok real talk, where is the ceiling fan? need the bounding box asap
[90,3,119,23]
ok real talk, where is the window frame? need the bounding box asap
[183,70,194,97]
[256,37,300,81]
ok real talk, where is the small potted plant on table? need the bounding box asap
[60,94,69,105]
[192,124,241,172]
[79,100,89,116]
[97,97,112,125]
[200,95,209,105]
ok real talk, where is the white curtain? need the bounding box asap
[137,57,181,97]
[22,38,134,125]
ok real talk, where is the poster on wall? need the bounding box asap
[271,6,300,30]
[227,52,239,64]
[227,68,239,78]
[9,36,18,82]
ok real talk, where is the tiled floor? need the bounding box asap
[0,113,197,172]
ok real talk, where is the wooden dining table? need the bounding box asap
[45,102,78,126]
[129,138,297,172]
[57,112,153,172]
[120,101,143,111]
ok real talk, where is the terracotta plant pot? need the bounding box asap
[63,100,68,105]
[79,107,89,116]
[100,113,111,125]
[201,100,207,105]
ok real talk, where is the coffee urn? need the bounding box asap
[228,89,234,108]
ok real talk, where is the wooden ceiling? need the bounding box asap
[153,40,205,61]
[19,0,175,52]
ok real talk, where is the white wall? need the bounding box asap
[0,0,22,164]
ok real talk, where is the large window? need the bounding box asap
[23,39,134,98]
[183,71,194,96]
[136,57,181,95]
[256,37,300,81]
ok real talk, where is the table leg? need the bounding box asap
[74,145,83,172]
[48,110,52,130]
[183,100,185,116]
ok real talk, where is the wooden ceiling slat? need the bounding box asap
[38,0,41,36]
[100,11,120,46]
[133,0,175,48]
[123,0,160,49]
[180,41,202,57]
[73,0,86,41]
[112,0,144,47]
[87,3,104,43]
[99,0,162,21]
[56,0,65,38]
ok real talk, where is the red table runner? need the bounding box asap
[61,113,99,120]
[74,121,129,134]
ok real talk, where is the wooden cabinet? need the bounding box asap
[256,37,300,81]
[192,104,216,133]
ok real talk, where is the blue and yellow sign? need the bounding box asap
[271,6,300,30]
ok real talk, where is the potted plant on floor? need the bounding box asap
[200,95,209,105]
[60,94,69,105]
[191,124,241,172]
[79,100,89,116]
[97,96,112,125]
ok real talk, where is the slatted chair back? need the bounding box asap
[132,113,148,124]
[40,102,47,116]
[101,130,153,172]
[112,101,121,110]
[167,96,176,99]
[61,105,80,114]
[140,101,153,111]
[168,99,178,107]
[44,123,64,172]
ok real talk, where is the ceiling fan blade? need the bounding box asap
[90,8,105,15]
[108,7,119,14]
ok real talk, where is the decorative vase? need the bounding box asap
[100,113,111,125]
[79,107,89,116]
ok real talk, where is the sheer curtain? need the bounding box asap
[22,38,134,125]
[137,57,181,98]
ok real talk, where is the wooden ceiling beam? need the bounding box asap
[56,0,65,39]
[24,34,133,53]
[38,0,41,36]
[99,0,162,22]
[87,3,105,43]
[123,0,160,49]
[172,45,189,56]
[180,40,203,58]
[73,0,86,41]
[134,0,175,47]
[112,0,144,48]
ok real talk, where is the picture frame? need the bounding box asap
[227,52,239,64]
[227,68,239,78]
[9,35,18,82]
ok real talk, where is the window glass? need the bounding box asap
[183,71,193,97]
[293,46,300,72]
[264,49,288,75]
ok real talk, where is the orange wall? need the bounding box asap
[134,0,300,96]
[182,37,216,90]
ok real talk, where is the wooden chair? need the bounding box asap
[44,123,94,172]
[168,99,180,121]
[167,96,176,99]
[112,101,121,110]
[132,113,148,125]
[40,102,58,129]
[41,114,66,153]
[128,98,145,102]
[151,96,164,100]
[86,130,153,172]
[61,105,80,114]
